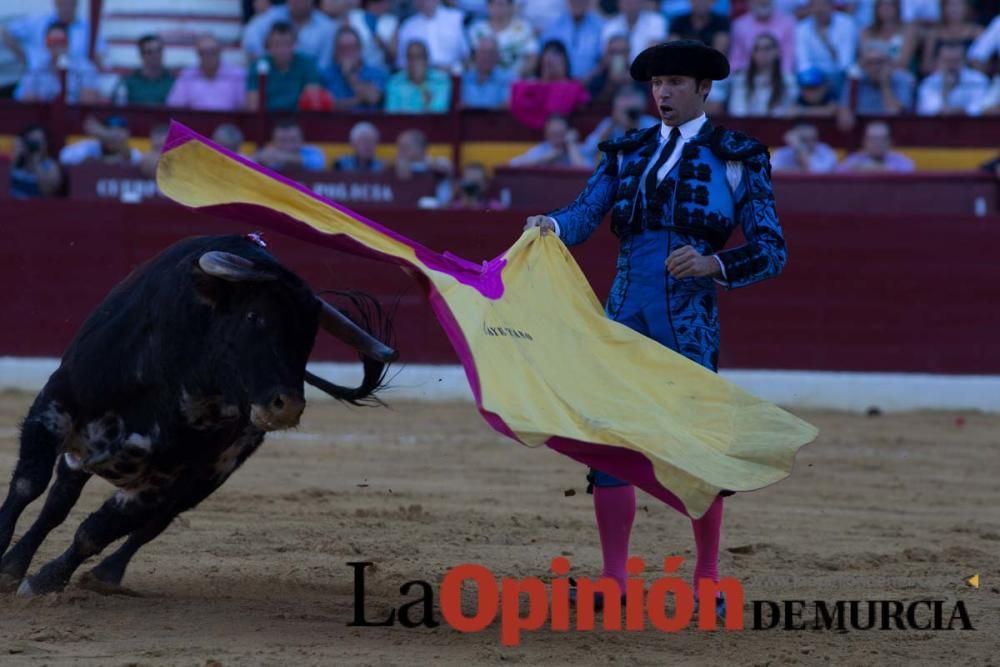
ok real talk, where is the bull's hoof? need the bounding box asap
[0,573,20,593]
[77,571,141,597]
[16,575,66,597]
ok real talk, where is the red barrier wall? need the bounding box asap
[2,200,998,374]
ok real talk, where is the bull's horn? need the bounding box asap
[318,299,398,363]
[198,251,277,282]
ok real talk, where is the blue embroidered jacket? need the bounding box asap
[547,121,787,370]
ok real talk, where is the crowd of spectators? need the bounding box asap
[2,0,998,203]
[4,0,993,117]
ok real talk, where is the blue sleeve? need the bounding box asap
[715,153,788,289]
[545,150,618,247]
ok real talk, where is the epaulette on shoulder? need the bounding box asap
[709,126,769,161]
[597,125,659,153]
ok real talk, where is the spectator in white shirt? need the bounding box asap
[467,0,539,78]
[795,0,859,93]
[59,115,142,167]
[396,0,470,73]
[600,0,669,62]
[770,123,839,172]
[242,0,337,68]
[916,40,990,115]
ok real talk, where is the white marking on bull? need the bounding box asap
[38,401,72,439]
[85,413,124,445]
[16,579,33,597]
[124,433,153,452]
[114,487,141,507]
[63,452,84,471]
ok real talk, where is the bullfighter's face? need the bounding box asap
[650,75,709,127]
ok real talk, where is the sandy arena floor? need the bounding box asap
[0,390,997,666]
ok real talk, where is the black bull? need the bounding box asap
[0,234,397,596]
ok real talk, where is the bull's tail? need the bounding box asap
[309,290,396,406]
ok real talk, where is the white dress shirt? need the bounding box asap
[794,12,859,77]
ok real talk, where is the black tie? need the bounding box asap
[645,127,681,195]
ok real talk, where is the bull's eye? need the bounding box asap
[246,311,265,327]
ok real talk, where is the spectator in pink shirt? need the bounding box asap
[166,34,247,111]
[730,0,797,72]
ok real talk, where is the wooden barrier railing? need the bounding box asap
[2,200,999,374]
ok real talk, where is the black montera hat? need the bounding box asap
[629,39,730,82]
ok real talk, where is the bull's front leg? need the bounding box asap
[0,456,91,591]
[17,489,164,597]
[0,397,70,569]
[77,513,176,594]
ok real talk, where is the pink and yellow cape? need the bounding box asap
[157,122,818,519]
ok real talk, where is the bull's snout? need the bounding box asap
[250,389,305,431]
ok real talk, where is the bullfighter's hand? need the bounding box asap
[666,245,721,278]
[524,215,555,236]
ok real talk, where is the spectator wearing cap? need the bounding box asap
[242,0,336,68]
[600,0,669,62]
[395,0,469,73]
[59,114,142,166]
[321,26,389,110]
[770,123,838,172]
[460,35,515,109]
[919,0,983,76]
[167,35,247,111]
[212,123,245,154]
[0,0,106,70]
[247,22,324,111]
[916,40,990,115]
[111,34,175,106]
[332,121,385,172]
[836,121,914,172]
[839,42,915,117]
[467,0,539,78]
[508,114,589,168]
[385,40,452,113]
[789,66,838,116]
[730,0,797,73]
[539,0,606,80]
[14,22,100,104]
[669,0,731,54]
[795,0,858,94]
[253,118,326,173]
[726,32,797,116]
